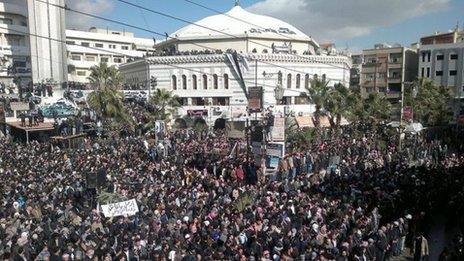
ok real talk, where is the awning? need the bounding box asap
[295,116,314,128]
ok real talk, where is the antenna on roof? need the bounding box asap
[235,0,240,7]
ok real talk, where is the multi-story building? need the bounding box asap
[0,0,67,86]
[66,27,155,83]
[360,44,418,102]
[418,29,464,116]
[350,52,363,90]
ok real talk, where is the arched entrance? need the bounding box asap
[214,118,226,130]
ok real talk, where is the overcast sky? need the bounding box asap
[65,0,464,51]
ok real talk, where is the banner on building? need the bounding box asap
[271,116,285,141]
[101,199,139,218]
[248,87,263,113]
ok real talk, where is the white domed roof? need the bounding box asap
[172,5,311,41]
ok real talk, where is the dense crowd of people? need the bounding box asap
[0,126,463,260]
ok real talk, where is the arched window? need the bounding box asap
[287,73,292,89]
[223,74,229,89]
[182,75,187,90]
[296,74,301,89]
[203,74,208,90]
[192,75,197,90]
[305,74,310,88]
[213,74,218,89]
[172,75,177,90]
[277,71,283,85]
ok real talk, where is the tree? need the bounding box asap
[87,63,130,124]
[148,88,181,121]
[363,93,392,125]
[303,74,330,128]
[325,83,351,128]
[88,62,123,90]
[405,78,452,126]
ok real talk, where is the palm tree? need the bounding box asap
[148,88,181,121]
[88,62,123,90]
[303,74,330,128]
[325,83,351,128]
[407,78,452,126]
[363,93,392,125]
[86,63,130,124]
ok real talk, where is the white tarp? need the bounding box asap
[101,199,139,218]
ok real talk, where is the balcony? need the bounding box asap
[389,58,403,64]
[0,2,28,17]
[0,45,30,56]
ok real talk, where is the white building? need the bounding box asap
[120,3,351,125]
[66,27,155,83]
[418,30,464,117]
[0,0,67,86]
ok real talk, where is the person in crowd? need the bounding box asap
[0,122,463,260]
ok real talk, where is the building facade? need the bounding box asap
[66,27,154,83]
[0,0,67,87]
[350,53,363,90]
[418,30,464,117]
[360,45,418,101]
[120,4,351,125]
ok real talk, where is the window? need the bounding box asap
[192,75,197,90]
[426,68,430,78]
[109,44,116,49]
[172,75,177,90]
[296,74,301,89]
[95,43,103,48]
[427,52,431,62]
[182,75,187,90]
[76,71,86,76]
[81,42,90,47]
[85,56,96,62]
[203,74,208,89]
[421,52,426,63]
[121,46,129,50]
[66,41,75,45]
[436,71,443,76]
[213,74,218,89]
[100,57,109,63]
[450,54,458,60]
[113,57,123,63]
[71,55,81,61]
[224,74,229,89]
[287,73,292,89]
[421,67,424,78]
[436,54,444,61]
[305,74,310,88]
[450,70,457,76]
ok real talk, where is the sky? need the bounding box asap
[65,0,464,52]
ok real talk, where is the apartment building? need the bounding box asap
[66,27,155,83]
[0,0,67,86]
[361,45,418,102]
[418,29,464,116]
[350,52,363,90]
